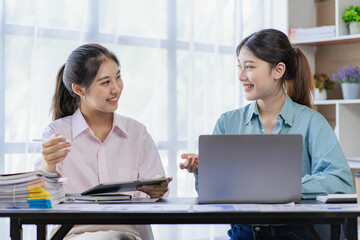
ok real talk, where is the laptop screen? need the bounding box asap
[198,134,302,204]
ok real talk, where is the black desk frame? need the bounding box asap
[2,198,359,240]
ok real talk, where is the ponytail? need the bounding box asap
[285,48,314,108]
[51,64,79,120]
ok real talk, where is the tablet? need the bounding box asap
[81,178,171,195]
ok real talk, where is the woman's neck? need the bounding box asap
[257,90,286,118]
[80,106,114,142]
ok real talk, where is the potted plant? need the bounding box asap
[342,5,360,34]
[313,73,334,101]
[331,66,360,99]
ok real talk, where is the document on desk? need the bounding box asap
[54,203,192,212]
[192,203,360,212]
[192,203,295,212]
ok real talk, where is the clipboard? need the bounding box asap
[81,178,171,195]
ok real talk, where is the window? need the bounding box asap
[1,0,241,194]
[0,0,286,238]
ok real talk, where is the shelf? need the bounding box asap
[314,99,360,105]
[347,161,360,169]
[291,34,360,46]
[347,157,360,169]
[288,0,360,161]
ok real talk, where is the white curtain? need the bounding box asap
[0,0,287,238]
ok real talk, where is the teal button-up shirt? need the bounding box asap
[195,95,353,199]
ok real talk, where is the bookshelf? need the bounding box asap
[288,0,360,168]
[313,99,360,168]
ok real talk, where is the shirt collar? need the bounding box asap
[112,113,128,137]
[278,94,295,127]
[245,101,259,125]
[244,94,294,127]
[72,109,128,140]
[72,108,89,139]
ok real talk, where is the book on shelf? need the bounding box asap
[289,25,335,41]
[0,170,66,208]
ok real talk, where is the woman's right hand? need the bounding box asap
[179,153,198,174]
[41,133,71,172]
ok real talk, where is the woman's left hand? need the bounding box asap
[137,176,172,198]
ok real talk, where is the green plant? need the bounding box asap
[342,5,360,24]
[314,73,334,93]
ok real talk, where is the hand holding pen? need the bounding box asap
[34,133,71,173]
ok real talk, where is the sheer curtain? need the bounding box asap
[0,0,287,239]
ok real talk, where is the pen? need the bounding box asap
[32,139,47,142]
[32,138,72,143]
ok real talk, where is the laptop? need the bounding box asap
[198,134,302,204]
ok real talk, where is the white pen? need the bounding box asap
[32,138,47,142]
[32,138,72,143]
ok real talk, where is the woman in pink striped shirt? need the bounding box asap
[36,43,171,240]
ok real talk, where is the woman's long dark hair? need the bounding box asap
[52,44,120,120]
[236,29,314,108]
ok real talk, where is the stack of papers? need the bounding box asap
[0,170,66,208]
[289,25,335,41]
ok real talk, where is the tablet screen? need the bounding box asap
[81,178,170,195]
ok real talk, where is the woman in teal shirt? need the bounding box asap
[180,29,353,239]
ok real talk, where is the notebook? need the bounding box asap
[198,134,302,204]
[316,194,357,203]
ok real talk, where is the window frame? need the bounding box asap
[0,0,239,195]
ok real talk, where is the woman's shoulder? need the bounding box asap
[291,101,327,123]
[218,104,252,121]
[47,115,73,130]
[114,113,147,132]
[42,115,73,138]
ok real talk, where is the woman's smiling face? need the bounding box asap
[237,47,282,101]
[80,59,123,113]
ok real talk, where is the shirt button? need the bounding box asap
[254,227,260,231]
[100,170,104,174]
[261,129,264,132]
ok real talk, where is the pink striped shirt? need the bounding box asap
[35,108,166,198]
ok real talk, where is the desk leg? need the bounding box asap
[51,224,74,240]
[345,217,358,240]
[37,224,47,240]
[10,218,22,240]
[330,224,341,240]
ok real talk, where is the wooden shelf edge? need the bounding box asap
[291,34,360,46]
[314,99,360,105]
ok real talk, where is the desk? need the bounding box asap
[1,198,359,240]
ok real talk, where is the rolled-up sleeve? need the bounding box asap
[301,117,353,199]
[136,126,168,197]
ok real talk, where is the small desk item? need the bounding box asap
[81,178,171,195]
[316,194,357,203]
[66,193,131,202]
[198,134,302,204]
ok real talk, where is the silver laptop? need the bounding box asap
[198,134,302,204]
